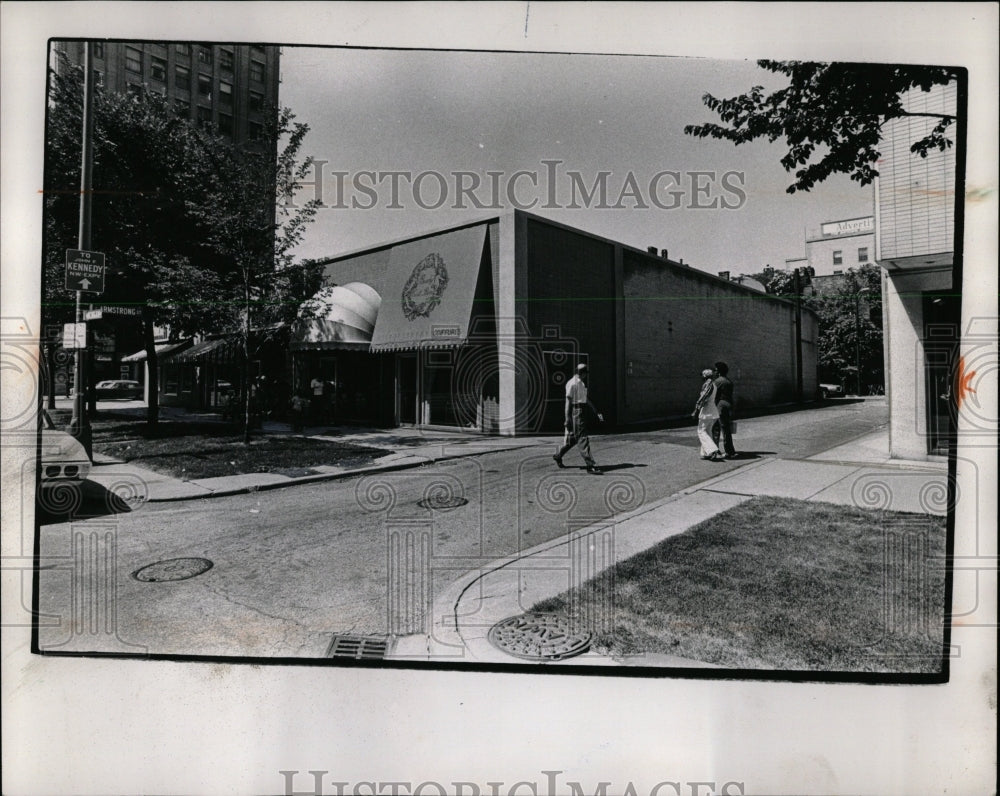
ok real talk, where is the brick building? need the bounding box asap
[51,40,280,144]
[293,211,818,434]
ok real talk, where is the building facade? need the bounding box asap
[293,211,818,435]
[786,216,876,278]
[51,40,280,144]
[875,81,960,460]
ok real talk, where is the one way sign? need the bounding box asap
[65,249,106,293]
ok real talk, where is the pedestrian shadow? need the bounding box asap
[596,463,648,472]
[727,451,773,460]
[36,479,140,525]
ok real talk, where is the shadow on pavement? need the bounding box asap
[36,479,140,525]
[598,463,649,472]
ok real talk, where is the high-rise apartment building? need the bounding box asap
[51,40,280,144]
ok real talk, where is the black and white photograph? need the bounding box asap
[2,3,996,795]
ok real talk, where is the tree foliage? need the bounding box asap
[684,61,959,193]
[43,54,322,434]
[748,264,884,391]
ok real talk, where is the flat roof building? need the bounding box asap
[293,211,819,434]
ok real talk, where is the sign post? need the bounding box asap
[68,41,96,458]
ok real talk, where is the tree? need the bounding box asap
[187,107,322,442]
[810,265,884,393]
[44,55,236,427]
[684,61,960,193]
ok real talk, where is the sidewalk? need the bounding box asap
[388,427,949,666]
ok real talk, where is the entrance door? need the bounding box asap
[397,354,418,425]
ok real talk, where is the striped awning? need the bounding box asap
[169,337,233,363]
[121,340,191,362]
[369,224,487,353]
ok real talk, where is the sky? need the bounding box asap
[280,47,874,276]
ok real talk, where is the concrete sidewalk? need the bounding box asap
[389,428,949,666]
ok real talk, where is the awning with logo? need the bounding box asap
[369,224,487,353]
[121,340,191,362]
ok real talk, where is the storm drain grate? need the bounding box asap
[132,557,214,583]
[325,634,392,660]
[488,613,592,661]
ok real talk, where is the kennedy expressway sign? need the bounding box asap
[65,249,106,293]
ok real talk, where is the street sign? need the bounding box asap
[63,322,87,350]
[65,249,106,293]
[84,309,103,321]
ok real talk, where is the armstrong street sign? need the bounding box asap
[65,249,106,293]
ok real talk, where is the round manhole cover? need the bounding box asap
[417,495,469,510]
[132,557,213,583]
[487,613,592,661]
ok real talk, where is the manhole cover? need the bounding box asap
[326,634,392,660]
[417,495,469,510]
[132,557,214,583]
[487,613,592,661]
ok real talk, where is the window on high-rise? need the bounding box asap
[219,81,233,107]
[196,105,213,129]
[174,98,189,117]
[250,60,265,82]
[220,49,234,71]
[249,90,264,113]
[151,56,167,82]
[833,250,843,266]
[176,43,191,56]
[126,83,143,100]
[125,47,143,75]
[93,42,104,58]
[198,46,213,66]
[197,74,212,98]
[175,64,190,91]
[248,121,263,140]
[218,113,234,136]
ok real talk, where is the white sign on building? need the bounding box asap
[821,217,875,237]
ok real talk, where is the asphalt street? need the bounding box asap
[35,399,888,659]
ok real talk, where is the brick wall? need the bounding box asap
[622,250,815,422]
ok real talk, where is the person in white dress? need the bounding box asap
[692,367,722,461]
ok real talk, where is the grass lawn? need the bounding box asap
[49,409,394,479]
[532,496,948,673]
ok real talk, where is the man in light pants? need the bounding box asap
[553,363,604,474]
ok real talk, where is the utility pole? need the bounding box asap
[793,268,803,403]
[68,42,94,457]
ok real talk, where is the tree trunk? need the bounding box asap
[45,343,57,410]
[143,315,159,430]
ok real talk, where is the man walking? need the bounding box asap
[713,361,737,459]
[554,362,604,474]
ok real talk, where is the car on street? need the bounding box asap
[820,382,845,399]
[95,379,142,399]
[39,409,91,485]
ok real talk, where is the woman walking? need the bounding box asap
[692,368,722,461]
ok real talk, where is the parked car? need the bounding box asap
[39,410,91,485]
[95,379,143,399]
[819,383,844,399]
